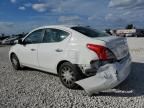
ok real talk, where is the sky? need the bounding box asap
[0,0,144,34]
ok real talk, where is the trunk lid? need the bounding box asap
[94,36,129,60]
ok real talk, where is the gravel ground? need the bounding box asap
[0,46,144,108]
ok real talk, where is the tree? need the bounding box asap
[0,33,9,40]
[125,24,134,29]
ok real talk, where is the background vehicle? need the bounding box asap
[1,35,25,45]
[9,25,131,94]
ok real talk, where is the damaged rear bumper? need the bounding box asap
[76,56,131,95]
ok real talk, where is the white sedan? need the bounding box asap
[9,25,131,95]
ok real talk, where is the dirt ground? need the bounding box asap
[0,45,144,108]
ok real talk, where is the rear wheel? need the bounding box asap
[58,62,83,89]
[11,54,21,70]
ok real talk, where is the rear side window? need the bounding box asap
[43,28,69,43]
[71,26,108,38]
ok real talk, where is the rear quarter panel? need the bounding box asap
[65,31,106,65]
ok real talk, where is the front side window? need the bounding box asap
[43,28,69,43]
[24,29,44,44]
[71,26,109,38]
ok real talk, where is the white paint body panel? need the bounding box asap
[19,44,39,67]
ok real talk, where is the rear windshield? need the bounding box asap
[71,26,109,38]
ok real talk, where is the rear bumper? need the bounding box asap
[76,56,131,95]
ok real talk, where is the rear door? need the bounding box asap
[38,28,70,73]
[18,29,44,67]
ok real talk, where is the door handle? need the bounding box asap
[55,49,63,52]
[31,49,36,51]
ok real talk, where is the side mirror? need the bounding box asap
[18,39,23,45]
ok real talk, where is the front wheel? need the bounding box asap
[58,62,83,89]
[11,54,21,70]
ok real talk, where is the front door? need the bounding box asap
[19,29,44,67]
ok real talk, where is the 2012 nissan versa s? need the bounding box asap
[9,25,131,95]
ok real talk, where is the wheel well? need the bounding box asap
[10,52,16,59]
[57,60,69,73]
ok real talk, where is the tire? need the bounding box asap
[58,62,83,89]
[11,54,21,70]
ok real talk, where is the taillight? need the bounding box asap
[87,44,116,61]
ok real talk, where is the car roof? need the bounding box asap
[32,24,88,31]
[28,24,91,34]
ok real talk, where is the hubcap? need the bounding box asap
[61,66,75,86]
